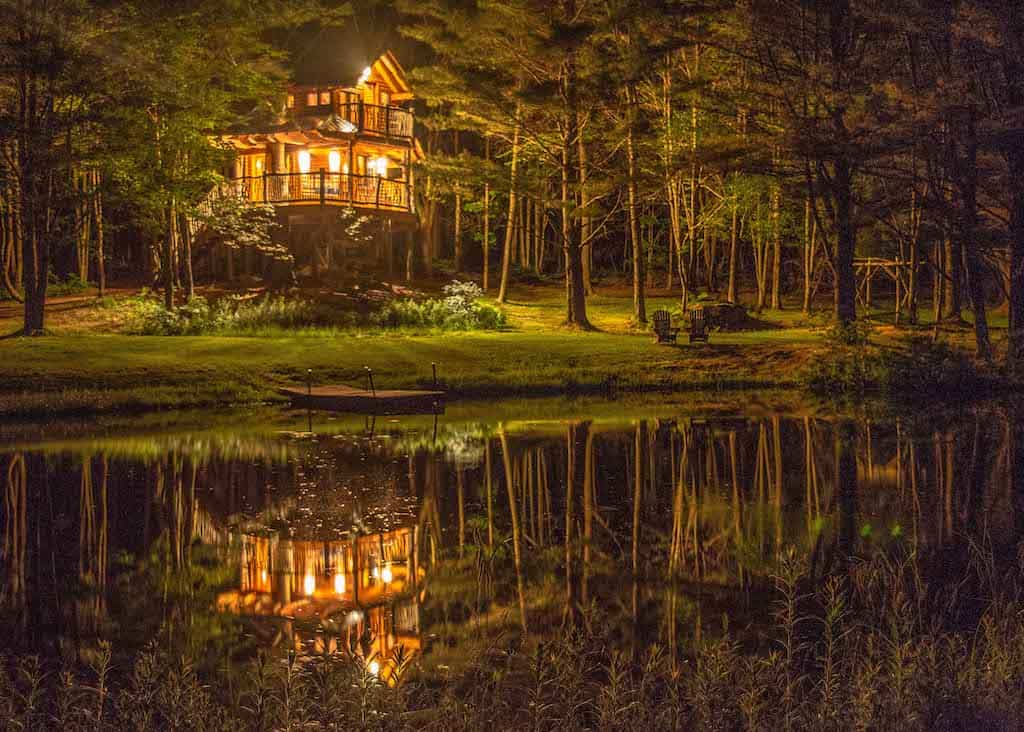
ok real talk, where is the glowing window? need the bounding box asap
[286,94,294,109]
[306,91,317,106]
[297,150,311,174]
[328,150,342,172]
[319,90,330,105]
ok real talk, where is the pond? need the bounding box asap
[2,396,1021,685]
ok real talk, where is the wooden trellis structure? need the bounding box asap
[854,258,919,317]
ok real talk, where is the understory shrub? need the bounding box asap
[119,280,504,336]
[122,292,325,335]
[371,280,505,331]
[803,322,977,396]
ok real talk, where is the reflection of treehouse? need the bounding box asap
[217,526,422,682]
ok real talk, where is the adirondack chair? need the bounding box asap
[689,306,710,343]
[652,309,680,344]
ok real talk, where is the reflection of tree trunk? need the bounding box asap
[582,427,594,604]
[499,428,527,632]
[632,421,646,624]
[835,421,857,560]
[3,454,27,615]
[1013,417,1024,544]
[457,470,465,558]
[564,422,590,627]
[485,440,493,548]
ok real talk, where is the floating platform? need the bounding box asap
[281,384,445,414]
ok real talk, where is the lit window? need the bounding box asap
[380,91,391,107]
[297,150,311,174]
[373,157,389,177]
[319,90,330,105]
[306,91,317,106]
[286,94,294,108]
[328,150,342,172]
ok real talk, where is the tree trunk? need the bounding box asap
[93,170,105,297]
[497,110,520,303]
[727,201,739,303]
[579,114,593,295]
[481,136,491,289]
[833,155,857,324]
[625,96,646,324]
[958,110,991,361]
[179,209,194,300]
[770,184,782,309]
[162,199,176,309]
[562,41,590,329]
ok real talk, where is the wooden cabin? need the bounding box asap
[214,51,422,276]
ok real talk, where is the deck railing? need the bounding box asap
[338,102,414,138]
[228,171,413,213]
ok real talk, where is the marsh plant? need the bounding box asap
[4,543,1024,730]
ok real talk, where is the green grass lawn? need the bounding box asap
[0,282,1005,418]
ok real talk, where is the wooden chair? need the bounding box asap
[689,306,710,343]
[652,309,680,344]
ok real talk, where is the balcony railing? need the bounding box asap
[227,171,413,213]
[338,102,414,138]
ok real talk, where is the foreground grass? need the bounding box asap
[4,546,1024,730]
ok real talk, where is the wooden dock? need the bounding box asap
[281,384,445,414]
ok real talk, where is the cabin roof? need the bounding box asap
[289,51,413,101]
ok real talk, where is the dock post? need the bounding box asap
[365,367,376,397]
[307,368,312,397]
[431,362,438,388]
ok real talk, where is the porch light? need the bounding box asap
[328,150,342,173]
[298,149,311,174]
[368,660,380,677]
[303,573,316,596]
[358,66,372,86]
[255,158,262,172]
[260,569,268,584]
[381,565,393,584]
[333,572,346,594]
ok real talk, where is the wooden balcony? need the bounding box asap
[337,102,414,139]
[227,171,413,214]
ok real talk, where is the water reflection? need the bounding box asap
[1,405,1021,676]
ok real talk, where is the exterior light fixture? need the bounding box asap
[255,158,263,172]
[358,66,372,86]
[260,569,268,584]
[303,573,316,596]
[381,565,393,584]
[297,149,311,174]
[368,660,380,677]
[333,572,346,594]
[328,150,342,173]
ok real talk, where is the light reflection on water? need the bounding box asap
[1,402,1020,677]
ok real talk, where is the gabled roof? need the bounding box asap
[290,50,414,101]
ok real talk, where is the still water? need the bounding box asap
[2,398,1021,680]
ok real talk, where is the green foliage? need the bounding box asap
[372,280,506,331]
[122,292,325,336]
[804,323,979,396]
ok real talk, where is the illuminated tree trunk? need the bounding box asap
[625,87,646,324]
[497,109,520,303]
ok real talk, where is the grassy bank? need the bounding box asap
[0,283,1005,418]
[0,330,818,417]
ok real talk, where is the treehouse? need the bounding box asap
[212,51,423,276]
